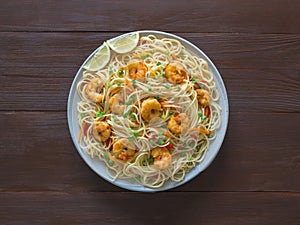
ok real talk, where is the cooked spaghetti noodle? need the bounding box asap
[77,34,221,188]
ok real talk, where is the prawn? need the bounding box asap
[126,62,148,81]
[196,89,210,106]
[141,98,162,122]
[85,78,103,103]
[167,113,190,135]
[92,121,111,142]
[165,62,187,84]
[109,93,125,115]
[112,138,136,161]
[151,147,172,170]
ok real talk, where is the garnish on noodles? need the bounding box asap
[77,33,221,188]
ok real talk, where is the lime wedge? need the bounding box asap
[107,32,139,54]
[84,42,111,71]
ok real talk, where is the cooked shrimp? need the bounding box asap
[92,121,111,142]
[126,62,147,81]
[109,93,125,115]
[112,138,136,161]
[167,113,190,134]
[85,78,103,103]
[141,98,162,122]
[196,89,210,105]
[165,62,187,84]
[151,147,172,170]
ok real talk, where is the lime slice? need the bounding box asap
[84,42,110,71]
[107,32,139,54]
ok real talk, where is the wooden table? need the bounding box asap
[1,1,299,224]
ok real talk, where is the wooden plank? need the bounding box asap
[0,192,299,225]
[0,67,299,112]
[1,32,299,69]
[0,0,299,33]
[0,111,299,192]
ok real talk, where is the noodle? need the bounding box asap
[76,34,221,188]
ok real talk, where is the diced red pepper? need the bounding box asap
[83,123,90,136]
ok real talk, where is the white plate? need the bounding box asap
[67,30,229,192]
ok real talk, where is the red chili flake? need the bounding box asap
[166,143,173,149]
[190,134,198,140]
[105,138,112,147]
[152,175,158,180]
[146,134,157,140]
[204,106,211,118]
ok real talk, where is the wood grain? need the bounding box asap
[1,111,299,192]
[0,192,299,225]
[1,33,299,112]
[1,1,299,224]
[0,0,299,33]
[1,32,299,69]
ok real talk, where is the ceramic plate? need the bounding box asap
[67,30,229,192]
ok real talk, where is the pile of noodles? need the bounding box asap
[77,35,221,188]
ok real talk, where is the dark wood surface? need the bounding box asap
[1,1,299,224]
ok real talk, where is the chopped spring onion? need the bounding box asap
[196,145,202,151]
[128,136,135,142]
[141,54,150,60]
[158,139,165,145]
[133,130,139,137]
[148,156,154,163]
[96,111,104,117]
